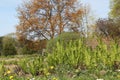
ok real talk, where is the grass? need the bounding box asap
[0,38,120,80]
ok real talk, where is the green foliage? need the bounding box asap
[56,32,81,42]
[0,62,5,76]
[18,56,44,76]
[0,36,3,54]
[108,0,120,40]
[0,37,120,79]
[17,39,47,55]
[47,39,120,70]
[1,36,17,56]
[46,32,81,53]
[19,46,36,55]
[110,0,120,18]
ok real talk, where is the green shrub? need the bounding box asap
[20,46,36,55]
[18,56,44,76]
[2,37,17,56]
[46,39,120,71]
[0,36,3,55]
[46,32,81,53]
[17,39,47,55]
[57,32,81,42]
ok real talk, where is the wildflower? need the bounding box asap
[96,79,104,80]
[7,70,11,74]
[4,70,11,76]
[75,69,79,73]
[117,75,120,78]
[46,72,50,76]
[116,69,120,72]
[43,68,47,72]
[4,73,7,76]
[9,76,13,79]
[52,77,58,80]
[50,66,54,69]
[30,78,35,80]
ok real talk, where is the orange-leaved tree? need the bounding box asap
[16,0,84,50]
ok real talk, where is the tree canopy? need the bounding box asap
[110,0,120,18]
[16,0,84,43]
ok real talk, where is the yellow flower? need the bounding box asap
[50,66,54,69]
[30,78,35,80]
[52,77,58,80]
[117,75,120,78]
[9,76,13,79]
[46,72,50,76]
[96,79,104,80]
[7,70,11,74]
[75,69,79,73]
[4,73,7,76]
[43,68,47,71]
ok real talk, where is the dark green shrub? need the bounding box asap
[20,46,36,55]
[46,32,81,53]
[2,37,17,56]
[0,37,3,55]
[17,39,47,55]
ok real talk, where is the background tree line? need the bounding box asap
[96,0,120,40]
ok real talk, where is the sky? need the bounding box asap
[0,0,110,36]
